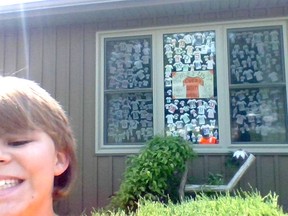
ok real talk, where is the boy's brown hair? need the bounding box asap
[0,76,77,200]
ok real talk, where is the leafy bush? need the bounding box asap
[207,172,224,185]
[93,190,287,216]
[109,135,196,211]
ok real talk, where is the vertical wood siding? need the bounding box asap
[82,23,97,215]
[0,6,288,215]
[29,27,43,82]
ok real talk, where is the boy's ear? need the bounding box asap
[54,151,69,176]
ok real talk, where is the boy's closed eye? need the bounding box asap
[8,140,32,147]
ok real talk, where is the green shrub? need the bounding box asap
[207,172,224,185]
[93,190,287,216]
[135,191,286,216]
[108,135,196,211]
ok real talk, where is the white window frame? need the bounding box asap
[95,18,288,154]
[223,20,288,153]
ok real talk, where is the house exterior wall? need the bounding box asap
[0,5,288,215]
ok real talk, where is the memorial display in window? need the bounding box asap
[105,92,153,144]
[228,26,288,143]
[105,35,152,89]
[163,30,219,144]
[228,26,284,84]
[104,35,153,145]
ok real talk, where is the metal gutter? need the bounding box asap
[0,0,202,14]
[0,0,128,14]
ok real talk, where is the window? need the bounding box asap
[96,30,162,153]
[163,30,219,145]
[96,19,288,154]
[227,26,287,144]
[104,35,153,145]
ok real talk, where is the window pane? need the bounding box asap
[163,30,219,144]
[230,87,287,143]
[104,92,153,145]
[227,26,284,84]
[104,35,152,90]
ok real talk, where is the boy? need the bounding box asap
[0,76,77,216]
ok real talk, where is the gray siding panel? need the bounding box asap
[29,28,43,83]
[68,25,85,215]
[112,156,126,193]
[16,29,28,77]
[278,156,288,210]
[82,23,97,214]
[206,155,223,176]
[42,27,57,97]
[4,31,17,75]
[54,28,71,215]
[0,33,5,75]
[97,156,113,207]
[259,156,276,194]
[55,26,70,112]
[188,156,205,184]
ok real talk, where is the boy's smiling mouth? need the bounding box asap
[0,179,22,190]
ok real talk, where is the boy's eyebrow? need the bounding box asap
[0,130,34,139]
